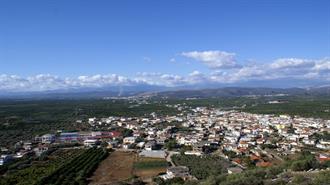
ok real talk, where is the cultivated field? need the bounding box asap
[0,148,85,185]
[89,151,168,185]
[133,157,168,182]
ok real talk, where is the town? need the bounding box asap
[1,0,330,184]
[1,102,330,184]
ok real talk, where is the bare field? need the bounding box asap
[89,151,137,185]
[89,151,167,185]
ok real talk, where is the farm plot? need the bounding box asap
[0,148,84,185]
[89,151,137,185]
[37,148,108,185]
[133,157,168,179]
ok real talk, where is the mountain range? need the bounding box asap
[1,85,329,100]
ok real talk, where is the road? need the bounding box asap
[166,151,179,166]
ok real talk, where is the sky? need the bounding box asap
[0,0,330,92]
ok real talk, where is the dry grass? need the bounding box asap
[89,152,167,185]
[89,151,137,185]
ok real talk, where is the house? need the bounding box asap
[0,147,9,152]
[238,141,249,148]
[184,151,202,156]
[41,134,56,144]
[227,167,243,174]
[123,144,134,149]
[250,154,261,161]
[303,138,316,145]
[319,153,330,162]
[91,131,102,137]
[139,150,166,158]
[156,137,166,145]
[88,117,96,124]
[160,166,192,180]
[316,143,330,150]
[60,132,79,142]
[23,142,32,150]
[33,146,49,156]
[0,155,13,165]
[79,132,93,140]
[145,141,156,151]
[107,140,119,149]
[34,136,42,143]
[256,161,272,167]
[320,140,330,145]
[136,142,146,148]
[15,151,32,158]
[84,139,98,147]
[110,131,121,139]
[123,137,136,144]
[256,138,265,145]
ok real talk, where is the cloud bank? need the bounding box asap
[1,51,329,92]
[181,50,239,69]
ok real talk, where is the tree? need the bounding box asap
[291,175,310,185]
[165,139,178,150]
[100,141,108,148]
[122,128,133,137]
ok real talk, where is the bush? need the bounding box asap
[171,154,229,180]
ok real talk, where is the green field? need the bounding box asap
[171,154,230,180]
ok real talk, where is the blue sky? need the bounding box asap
[0,0,329,91]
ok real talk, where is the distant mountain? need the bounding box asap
[305,86,330,95]
[0,84,224,99]
[0,84,171,99]
[140,87,330,99]
[0,86,329,100]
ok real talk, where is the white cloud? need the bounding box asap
[230,65,267,82]
[135,72,186,86]
[1,54,329,92]
[270,58,315,69]
[187,70,207,84]
[203,57,330,83]
[0,74,142,92]
[169,58,176,63]
[189,70,202,77]
[181,50,239,69]
[0,75,28,91]
[313,58,330,72]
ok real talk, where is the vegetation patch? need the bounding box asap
[171,154,230,180]
[0,149,84,185]
[37,148,108,185]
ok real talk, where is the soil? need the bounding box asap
[89,151,137,185]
